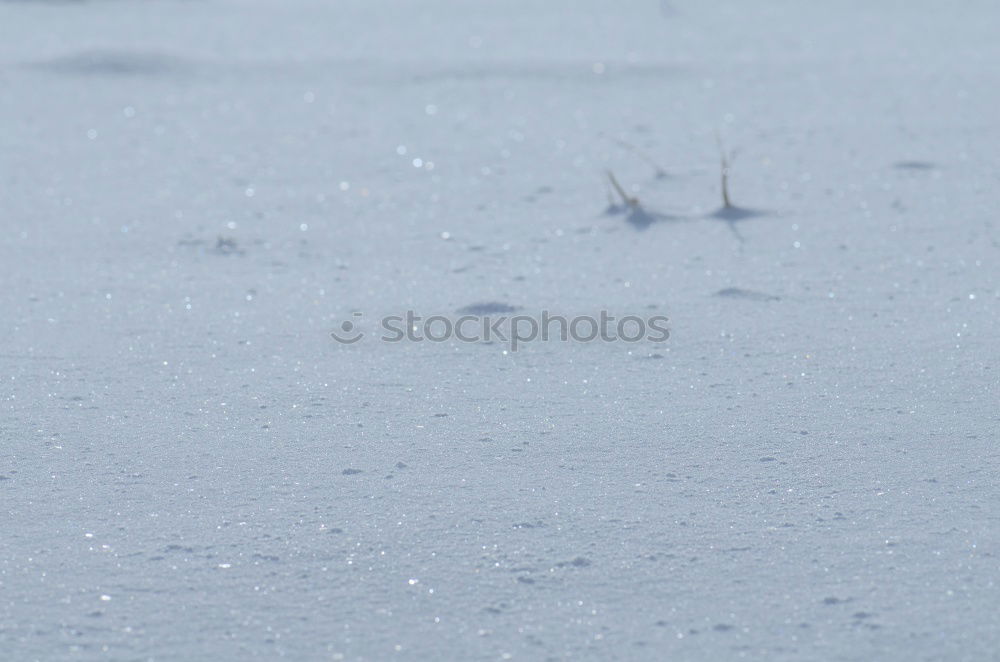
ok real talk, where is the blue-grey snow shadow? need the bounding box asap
[893,161,937,171]
[604,171,690,231]
[617,204,687,231]
[707,205,770,242]
[23,50,191,77]
[714,287,780,302]
[175,235,245,257]
[402,61,684,85]
[456,302,521,315]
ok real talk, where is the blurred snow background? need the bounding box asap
[1,1,997,659]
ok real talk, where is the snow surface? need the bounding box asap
[1,0,998,659]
